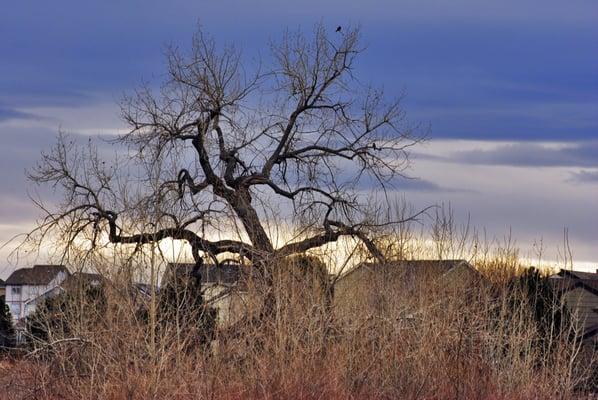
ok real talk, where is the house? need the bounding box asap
[61,272,104,292]
[163,262,243,286]
[333,259,482,319]
[549,269,598,346]
[334,259,481,293]
[162,262,256,328]
[4,265,70,324]
[22,271,107,312]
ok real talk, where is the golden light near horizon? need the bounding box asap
[4,219,594,283]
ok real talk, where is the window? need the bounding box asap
[10,304,20,317]
[11,286,21,295]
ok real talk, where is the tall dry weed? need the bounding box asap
[1,209,595,399]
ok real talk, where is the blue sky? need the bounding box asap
[1,1,597,140]
[0,0,597,271]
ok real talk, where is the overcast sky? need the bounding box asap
[1,0,597,275]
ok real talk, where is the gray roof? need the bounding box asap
[551,269,598,295]
[61,272,104,290]
[163,262,245,287]
[339,259,478,281]
[5,265,69,286]
[562,270,598,281]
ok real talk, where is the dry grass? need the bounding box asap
[1,253,595,400]
[1,211,595,399]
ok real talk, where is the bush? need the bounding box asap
[26,283,106,348]
[506,267,573,354]
[0,296,15,349]
[4,250,594,399]
[157,264,217,350]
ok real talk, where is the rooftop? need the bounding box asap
[5,265,69,286]
[339,259,478,281]
[163,262,247,287]
[61,272,104,291]
[550,269,598,295]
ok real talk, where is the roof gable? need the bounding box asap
[558,269,598,282]
[552,269,598,296]
[5,265,69,286]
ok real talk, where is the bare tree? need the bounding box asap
[25,24,423,278]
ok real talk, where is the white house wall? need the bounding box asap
[5,271,69,322]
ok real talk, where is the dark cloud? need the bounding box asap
[393,177,473,193]
[359,177,445,192]
[568,170,598,184]
[447,142,598,167]
[0,127,67,217]
[415,105,598,142]
[325,155,455,192]
[0,126,119,209]
[0,88,96,109]
[0,195,40,224]
[0,1,596,142]
[352,173,470,193]
[396,178,444,192]
[0,106,43,122]
[401,186,598,258]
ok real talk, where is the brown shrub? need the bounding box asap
[2,253,594,399]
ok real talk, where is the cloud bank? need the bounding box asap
[448,142,598,168]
